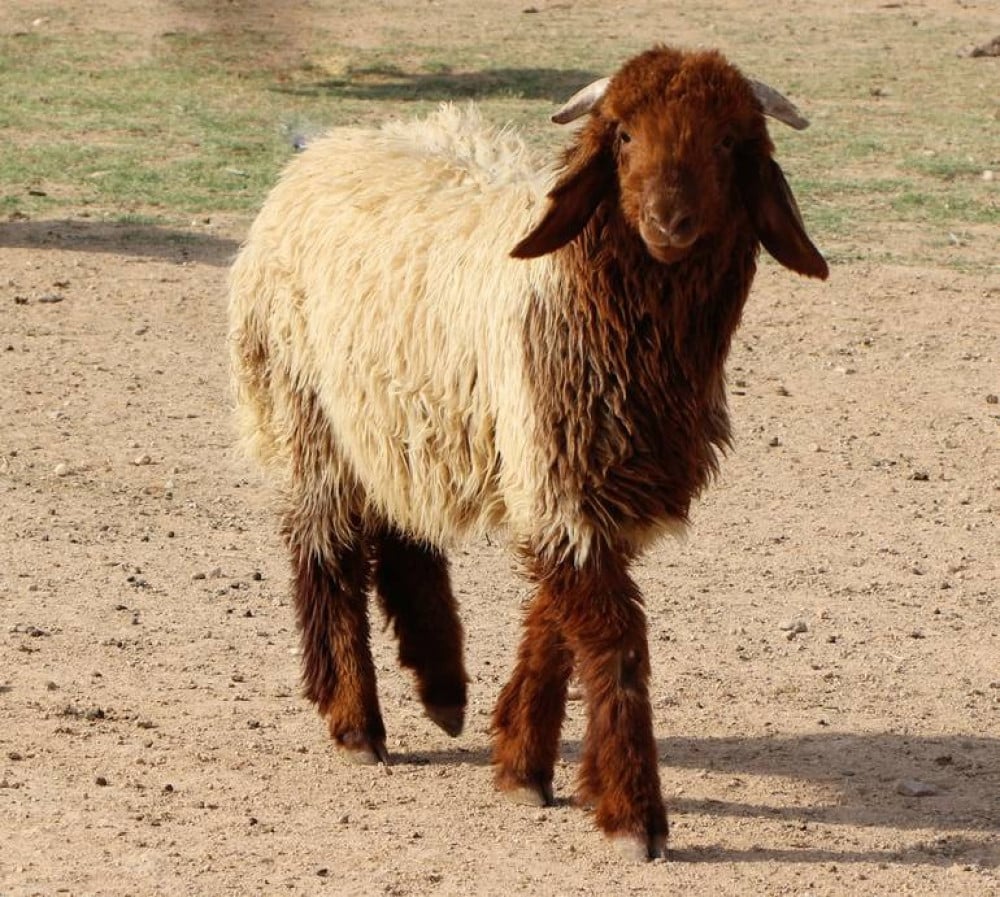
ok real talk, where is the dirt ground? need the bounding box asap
[2,2,999,896]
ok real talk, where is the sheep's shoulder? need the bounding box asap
[380,103,545,189]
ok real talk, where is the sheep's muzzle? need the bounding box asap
[638,192,702,264]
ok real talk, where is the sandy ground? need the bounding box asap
[2,3,1000,896]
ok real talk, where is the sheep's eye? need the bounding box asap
[718,134,736,152]
[619,129,632,145]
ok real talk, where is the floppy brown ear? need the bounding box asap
[510,140,614,259]
[741,157,829,280]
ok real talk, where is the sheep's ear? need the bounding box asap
[742,158,829,280]
[510,144,613,259]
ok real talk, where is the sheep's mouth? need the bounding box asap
[642,238,696,265]
[639,222,699,265]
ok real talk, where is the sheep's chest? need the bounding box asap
[520,242,753,549]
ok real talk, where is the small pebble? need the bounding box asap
[768,436,781,447]
[782,621,808,641]
[95,775,108,787]
[54,462,71,477]
[986,394,998,405]
[896,779,938,797]
[983,170,995,182]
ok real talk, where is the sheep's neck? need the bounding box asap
[584,207,758,392]
[523,206,760,535]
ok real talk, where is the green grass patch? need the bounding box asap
[0,5,996,269]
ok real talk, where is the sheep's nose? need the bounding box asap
[665,210,697,244]
[644,203,699,247]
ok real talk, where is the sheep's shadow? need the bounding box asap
[389,731,1000,865]
[272,65,601,104]
[667,837,997,866]
[0,218,239,267]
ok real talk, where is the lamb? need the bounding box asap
[228,44,828,859]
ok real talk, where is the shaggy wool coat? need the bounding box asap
[229,104,715,564]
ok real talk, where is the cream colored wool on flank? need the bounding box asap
[229,104,613,558]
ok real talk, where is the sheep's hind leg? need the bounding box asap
[491,581,574,807]
[543,551,668,860]
[286,528,388,765]
[374,529,468,737]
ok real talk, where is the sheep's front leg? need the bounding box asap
[491,583,574,807]
[287,531,387,765]
[374,529,468,737]
[544,552,668,859]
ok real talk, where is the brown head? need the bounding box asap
[511,46,829,280]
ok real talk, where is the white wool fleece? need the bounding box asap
[228,104,602,558]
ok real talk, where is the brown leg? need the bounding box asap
[491,582,574,807]
[374,529,468,737]
[285,522,387,765]
[529,549,668,859]
[277,385,387,761]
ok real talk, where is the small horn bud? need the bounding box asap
[749,79,810,130]
[551,77,611,125]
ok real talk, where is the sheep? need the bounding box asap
[228,44,828,860]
